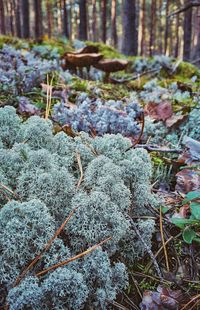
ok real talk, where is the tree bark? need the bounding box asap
[164,0,170,54]
[0,0,5,34]
[140,0,146,56]
[174,4,180,57]
[92,0,97,41]
[122,0,138,56]
[63,0,69,38]
[46,0,53,38]
[102,0,107,43]
[149,0,156,56]
[183,0,192,61]
[34,0,43,40]
[14,0,22,37]
[158,0,163,54]
[111,0,118,47]
[79,0,87,40]
[21,0,30,38]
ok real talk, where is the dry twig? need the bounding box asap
[36,236,111,277]
[13,208,77,287]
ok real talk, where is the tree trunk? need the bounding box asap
[164,0,170,54]
[183,0,192,61]
[158,0,163,54]
[21,0,29,38]
[102,0,107,43]
[140,0,146,56]
[174,6,180,57]
[111,0,118,47]
[34,0,43,40]
[63,0,69,38]
[122,0,138,56]
[14,0,22,37]
[0,0,5,34]
[149,0,156,56]
[79,0,87,40]
[92,0,97,41]
[46,0,53,38]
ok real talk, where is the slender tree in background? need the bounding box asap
[164,0,170,54]
[92,0,97,41]
[79,0,88,40]
[46,0,53,38]
[140,0,146,56]
[14,0,22,38]
[34,0,43,40]
[174,2,180,58]
[0,0,5,34]
[158,0,163,54]
[122,0,138,55]
[63,0,69,38]
[21,0,30,38]
[149,0,156,56]
[102,0,107,43]
[111,0,118,47]
[183,0,192,60]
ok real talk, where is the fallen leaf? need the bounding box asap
[140,286,182,310]
[144,101,173,121]
[175,169,200,194]
[165,114,187,128]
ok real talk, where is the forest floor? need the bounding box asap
[0,35,200,310]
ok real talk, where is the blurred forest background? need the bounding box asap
[0,0,200,64]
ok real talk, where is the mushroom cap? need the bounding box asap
[74,45,99,54]
[94,59,128,73]
[64,53,103,67]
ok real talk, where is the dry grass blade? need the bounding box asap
[159,206,170,272]
[76,152,84,188]
[180,294,200,310]
[0,182,19,200]
[36,236,112,277]
[125,112,145,152]
[13,208,77,287]
[45,74,54,120]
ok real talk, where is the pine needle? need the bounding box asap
[159,206,170,272]
[13,207,77,287]
[36,236,111,277]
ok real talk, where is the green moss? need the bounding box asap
[0,35,29,49]
[176,61,200,79]
[85,41,125,59]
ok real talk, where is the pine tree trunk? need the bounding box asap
[79,0,87,40]
[0,0,5,34]
[140,0,146,56]
[174,7,180,58]
[14,0,22,38]
[34,0,43,40]
[102,0,107,43]
[149,0,156,56]
[92,0,97,41]
[46,0,52,38]
[63,0,69,38]
[21,0,29,38]
[183,0,192,61]
[122,0,138,56]
[111,0,118,47]
[164,0,169,54]
[158,0,163,54]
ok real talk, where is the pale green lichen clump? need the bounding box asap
[0,106,156,309]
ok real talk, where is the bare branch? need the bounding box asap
[168,1,200,17]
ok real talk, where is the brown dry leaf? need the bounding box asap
[41,83,53,93]
[140,286,182,310]
[165,114,187,128]
[144,101,173,121]
[175,169,200,194]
